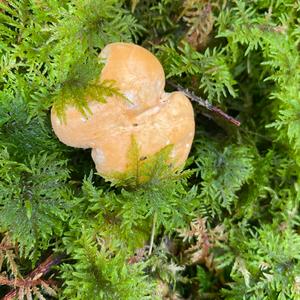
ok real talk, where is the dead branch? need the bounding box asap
[167,81,241,127]
[2,253,65,300]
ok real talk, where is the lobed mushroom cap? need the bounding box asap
[51,43,195,177]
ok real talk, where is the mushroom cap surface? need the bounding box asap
[100,42,165,111]
[51,43,195,177]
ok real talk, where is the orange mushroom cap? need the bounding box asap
[99,42,165,111]
[51,43,195,177]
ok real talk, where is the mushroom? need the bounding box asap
[51,43,195,177]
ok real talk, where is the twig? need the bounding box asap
[2,253,65,300]
[0,277,55,289]
[167,81,241,127]
[148,212,157,256]
[127,247,147,264]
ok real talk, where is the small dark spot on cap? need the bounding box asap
[133,123,138,127]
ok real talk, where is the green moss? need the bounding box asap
[0,0,300,299]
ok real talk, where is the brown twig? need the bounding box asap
[167,81,241,127]
[0,276,55,289]
[127,247,147,264]
[2,253,65,300]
